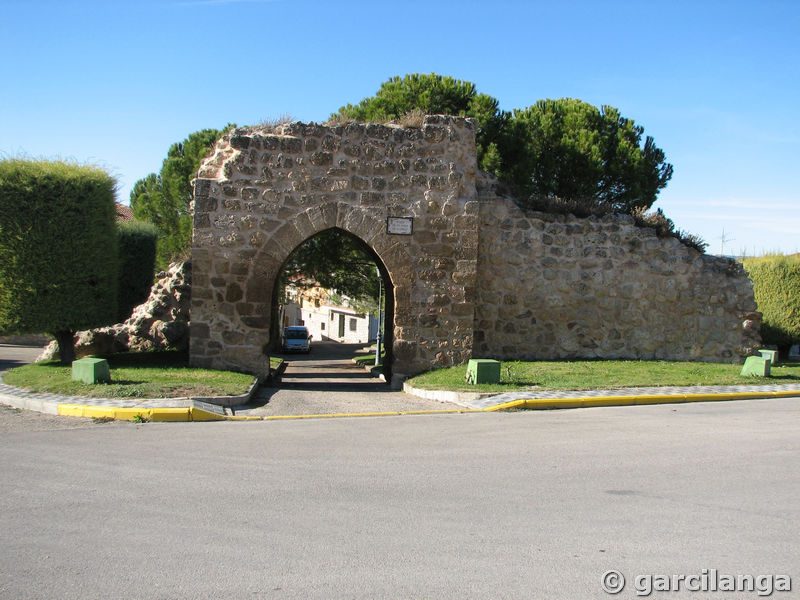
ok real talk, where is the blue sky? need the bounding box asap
[2,0,798,256]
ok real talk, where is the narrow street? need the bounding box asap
[234,340,451,416]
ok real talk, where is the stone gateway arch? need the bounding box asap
[189,116,760,386]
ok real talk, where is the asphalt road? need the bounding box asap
[2,398,799,599]
[0,344,100,432]
[0,343,45,373]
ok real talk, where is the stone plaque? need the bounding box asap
[387,216,413,235]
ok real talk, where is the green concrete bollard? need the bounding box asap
[71,358,112,384]
[740,356,771,378]
[759,349,778,367]
[466,359,501,385]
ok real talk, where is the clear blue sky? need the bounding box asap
[2,0,798,256]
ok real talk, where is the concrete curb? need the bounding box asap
[56,403,226,422]
[402,382,496,406]
[190,376,262,407]
[0,390,60,415]
[482,389,800,411]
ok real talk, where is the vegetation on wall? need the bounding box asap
[331,73,507,175]
[0,159,119,364]
[742,254,800,356]
[116,220,158,322]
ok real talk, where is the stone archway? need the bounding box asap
[269,226,395,380]
[189,117,482,385]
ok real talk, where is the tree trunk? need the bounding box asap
[54,330,76,365]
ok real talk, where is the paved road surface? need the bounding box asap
[2,397,799,599]
[0,343,44,373]
[0,344,101,432]
[236,341,452,416]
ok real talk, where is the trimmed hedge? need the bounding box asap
[117,220,157,322]
[0,159,118,362]
[742,254,800,355]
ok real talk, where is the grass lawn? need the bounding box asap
[2,349,257,399]
[406,359,800,393]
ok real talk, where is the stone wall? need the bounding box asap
[189,116,760,383]
[474,175,761,362]
[38,260,192,361]
[190,116,481,383]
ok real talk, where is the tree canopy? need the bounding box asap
[130,127,231,269]
[131,75,677,297]
[0,159,119,364]
[502,99,673,212]
[333,74,673,214]
[281,229,380,310]
[116,220,158,322]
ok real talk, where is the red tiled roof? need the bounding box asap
[115,202,134,222]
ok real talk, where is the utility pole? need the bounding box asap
[374,267,382,367]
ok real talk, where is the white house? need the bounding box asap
[281,283,378,344]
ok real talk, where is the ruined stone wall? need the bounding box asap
[474,175,761,362]
[189,116,760,382]
[190,116,480,382]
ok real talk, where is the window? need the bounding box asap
[349,318,357,332]
[321,322,325,330]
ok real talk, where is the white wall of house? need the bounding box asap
[282,301,302,327]
[282,283,378,345]
[301,305,375,344]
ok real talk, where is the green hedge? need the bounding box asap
[743,254,800,354]
[116,220,157,322]
[0,159,118,361]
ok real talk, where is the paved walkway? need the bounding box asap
[2,342,799,420]
[232,341,454,417]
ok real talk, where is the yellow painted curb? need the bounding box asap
[57,404,227,422]
[53,389,800,422]
[487,389,800,411]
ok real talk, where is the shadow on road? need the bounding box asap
[246,340,389,407]
[0,344,47,374]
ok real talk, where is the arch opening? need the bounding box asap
[269,227,394,384]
